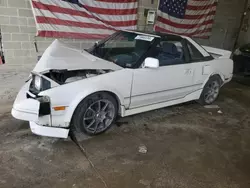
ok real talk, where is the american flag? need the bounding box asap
[155,0,218,38]
[30,0,138,39]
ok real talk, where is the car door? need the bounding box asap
[129,38,198,109]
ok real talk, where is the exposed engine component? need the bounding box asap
[44,69,109,84]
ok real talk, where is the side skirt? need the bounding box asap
[121,89,202,117]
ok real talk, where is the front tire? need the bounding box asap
[72,92,118,136]
[198,76,221,105]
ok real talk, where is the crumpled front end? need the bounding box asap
[11,39,122,139]
[11,79,69,139]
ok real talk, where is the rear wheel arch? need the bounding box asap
[210,74,223,85]
[198,74,222,105]
[202,73,224,88]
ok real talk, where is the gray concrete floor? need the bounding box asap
[1,81,250,188]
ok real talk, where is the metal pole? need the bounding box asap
[0,27,5,64]
[233,0,248,51]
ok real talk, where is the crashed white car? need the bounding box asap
[12,30,233,138]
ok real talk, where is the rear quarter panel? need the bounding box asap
[209,58,234,80]
[194,58,233,89]
[197,44,233,80]
[186,37,233,85]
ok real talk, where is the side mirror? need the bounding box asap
[144,57,159,69]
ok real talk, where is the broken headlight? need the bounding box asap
[34,75,42,91]
[30,75,51,94]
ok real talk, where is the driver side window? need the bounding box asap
[150,40,185,67]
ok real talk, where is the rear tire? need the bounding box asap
[71,92,118,136]
[198,76,221,105]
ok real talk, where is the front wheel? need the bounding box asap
[72,92,118,136]
[198,76,221,105]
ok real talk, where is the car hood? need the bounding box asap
[33,39,122,73]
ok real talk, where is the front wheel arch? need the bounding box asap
[70,91,119,135]
[69,91,121,125]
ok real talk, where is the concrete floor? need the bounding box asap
[1,81,250,188]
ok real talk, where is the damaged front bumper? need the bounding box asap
[11,80,69,138]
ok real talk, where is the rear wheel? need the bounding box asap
[72,92,118,136]
[198,76,221,105]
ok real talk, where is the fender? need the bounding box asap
[63,87,125,125]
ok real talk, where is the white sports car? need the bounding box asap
[12,30,233,138]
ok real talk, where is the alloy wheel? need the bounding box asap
[204,81,220,104]
[83,99,115,134]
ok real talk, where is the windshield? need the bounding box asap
[89,31,155,68]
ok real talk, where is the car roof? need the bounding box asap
[123,30,184,40]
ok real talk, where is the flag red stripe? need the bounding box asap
[36,16,136,28]
[155,26,212,37]
[184,10,216,19]
[82,5,137,15]
[104,19,137,27]
[38,31,109,39]
[36,16,113,30]
[157,16,214,29]
[186,3,217,11]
